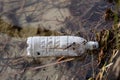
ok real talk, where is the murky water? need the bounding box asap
[0,0,116,80]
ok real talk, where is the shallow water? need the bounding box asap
[0,0,117,80]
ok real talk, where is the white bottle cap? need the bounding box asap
[85,41,99,50]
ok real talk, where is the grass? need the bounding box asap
[86,25,119,80]
[90,1,120,80]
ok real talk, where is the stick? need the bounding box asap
[30,58,74,70]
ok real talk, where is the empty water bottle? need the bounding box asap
[27,36,99,57]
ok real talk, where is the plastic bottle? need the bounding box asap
[27,36,99,57]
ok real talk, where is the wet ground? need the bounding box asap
[0,0,119,80]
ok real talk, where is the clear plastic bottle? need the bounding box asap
[27,36,99,57]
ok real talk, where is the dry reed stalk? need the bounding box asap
[56,56,65,62]
[30,58,74,70]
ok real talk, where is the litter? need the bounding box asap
[27,36,99,57]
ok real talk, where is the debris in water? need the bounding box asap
[27,36,99,57]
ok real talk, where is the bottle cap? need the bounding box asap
[85,41,99,50]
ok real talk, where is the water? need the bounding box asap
[0,0,115,80]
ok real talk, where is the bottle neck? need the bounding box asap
[85,41,99,50]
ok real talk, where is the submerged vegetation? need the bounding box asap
[92,1,120,79]
[0,18,60,38]
[0,16,119,80]
[0,0,120,80]
[95,25,120,80]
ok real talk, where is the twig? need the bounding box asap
[56,56,65,62]
[91,54,95,78]
[30,58,74,70]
